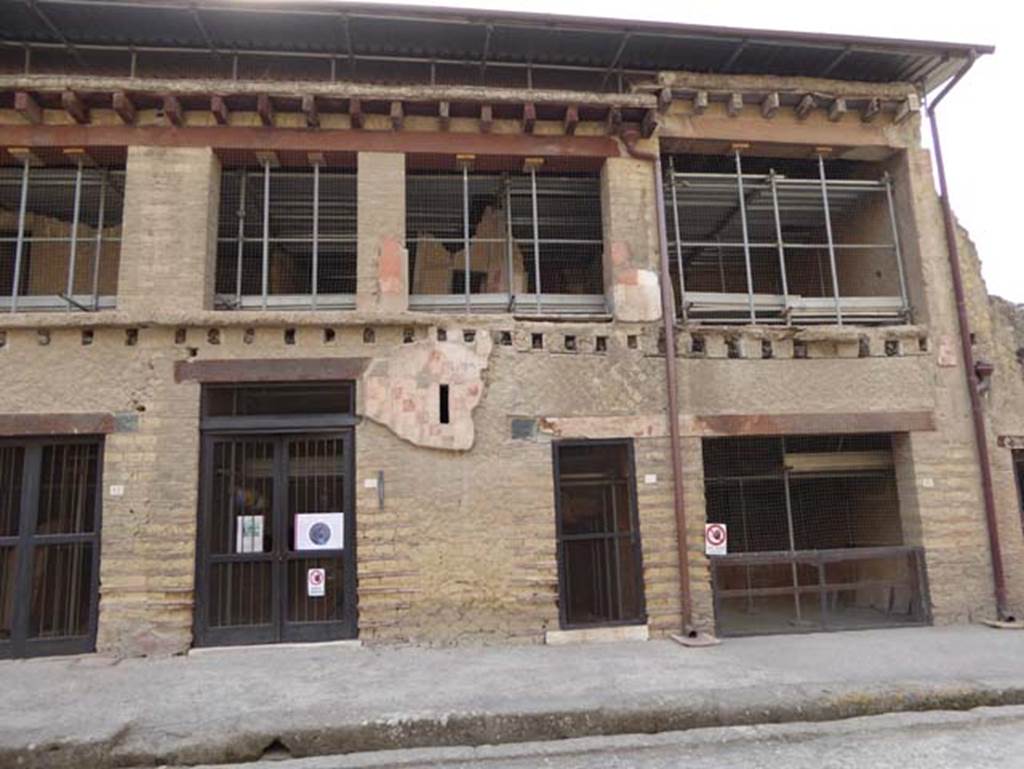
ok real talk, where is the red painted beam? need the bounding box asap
[0,123,621,158]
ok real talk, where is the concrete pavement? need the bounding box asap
[1,626,1023,768]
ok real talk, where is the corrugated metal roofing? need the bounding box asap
[0,0,991,91]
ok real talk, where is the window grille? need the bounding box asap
[665,153,910,326]
[1,160,124,312]
[406,161,605,315]
[1014,450,1024,533]
[215,163,357,310]
[702,434,929,635]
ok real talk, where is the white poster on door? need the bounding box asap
[236,515,264,553]
[295,513,344,550]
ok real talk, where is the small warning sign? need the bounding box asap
[705,523,728,556]
[307,568,326,597]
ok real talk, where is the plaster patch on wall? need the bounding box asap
[363,333,493,451]
[612,267,661,322]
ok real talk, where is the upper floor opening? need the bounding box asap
[0,149,124,312]
[664,152,909,326]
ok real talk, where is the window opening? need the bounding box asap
[664,153,909,326]
[215,161,356,310]
[1,159,124,312]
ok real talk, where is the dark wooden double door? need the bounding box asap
[0,439,102,659]
[195,431,356,647]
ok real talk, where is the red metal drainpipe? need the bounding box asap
[927,59,1012,620]
[622,129,695,635]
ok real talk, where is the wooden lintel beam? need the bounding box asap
[301,95,319,128]
[256,94,274,127]
[349,97,364,129]
[862,97,881,123]
[693,90,709,115]
[795,93,816,120]
[828,97,848,122]
[0,123,622,159]
[112,91,136,125]
[438,101,450,130]
[61,90,89,124]
[894,94,921,125]
[480,104,493,133]
[390,100,403,130]
[522,102,536,134]
[210,95,230,125]
[14,91,42,125]
[640,108,658,139]
[563,104,579,136]
[657,87,672,113]
[162,94,184,127]
[726,92,743,117]
[761,92,780,119]
[606,106,622,136]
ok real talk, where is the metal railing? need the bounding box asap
[665,153,910,325]
[1,161,123,312]
[215,164,357,310]
[406,166,606,315]
[710,545,930,636]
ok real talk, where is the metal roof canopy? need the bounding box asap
[0,0,992,92]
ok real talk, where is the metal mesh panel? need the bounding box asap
[216,166,356,309]
[406,163,604,313]
[0,163,124,312]
[703,434,928,635]
[665,154,908,325]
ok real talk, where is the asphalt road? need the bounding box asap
[187,706,1024,768]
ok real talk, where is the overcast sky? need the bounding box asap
[350,0,1022,303]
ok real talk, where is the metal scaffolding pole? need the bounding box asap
[768,169,791,324]
[64,159,84,311]
[10,158,30,313]
[260,161,270,310]
[90,171,107,310]
[462,164,471,312]
[504,174,515,308]
[816,154,844,325]
[530,165,542,313]
[884,172,911,321]
[668,157,687,322]
[311,161,320,310]
[234,170,247,306]
[733,150,756,323]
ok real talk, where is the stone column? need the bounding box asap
[601,156,662,323]
[117,146,220,315]
[357,152,407,313]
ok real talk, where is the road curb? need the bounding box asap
[5,680,1024,768]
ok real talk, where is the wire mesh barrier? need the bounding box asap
[215,165,357,310]
[665,154,909,326]
[0,161,124,312]
[406,164,605,314]
[702,434,930,636]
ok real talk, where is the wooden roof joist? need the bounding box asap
[665,87,919,125]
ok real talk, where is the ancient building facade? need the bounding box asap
[0,2,1019,658]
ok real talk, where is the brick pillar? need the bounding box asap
[601,157,662,323]
[118,146,220,315]
[357,152,407,313]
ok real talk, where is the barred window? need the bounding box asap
[406,158,604,315]
[215,163,357,310]
[1,159,124,312]
[665,154,909,326]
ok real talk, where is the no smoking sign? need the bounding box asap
[705,523,728,556]
[307,568,326,597]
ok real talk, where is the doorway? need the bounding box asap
[553,440,646,629]
[0,438,102,659]
[194,384,357,647]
